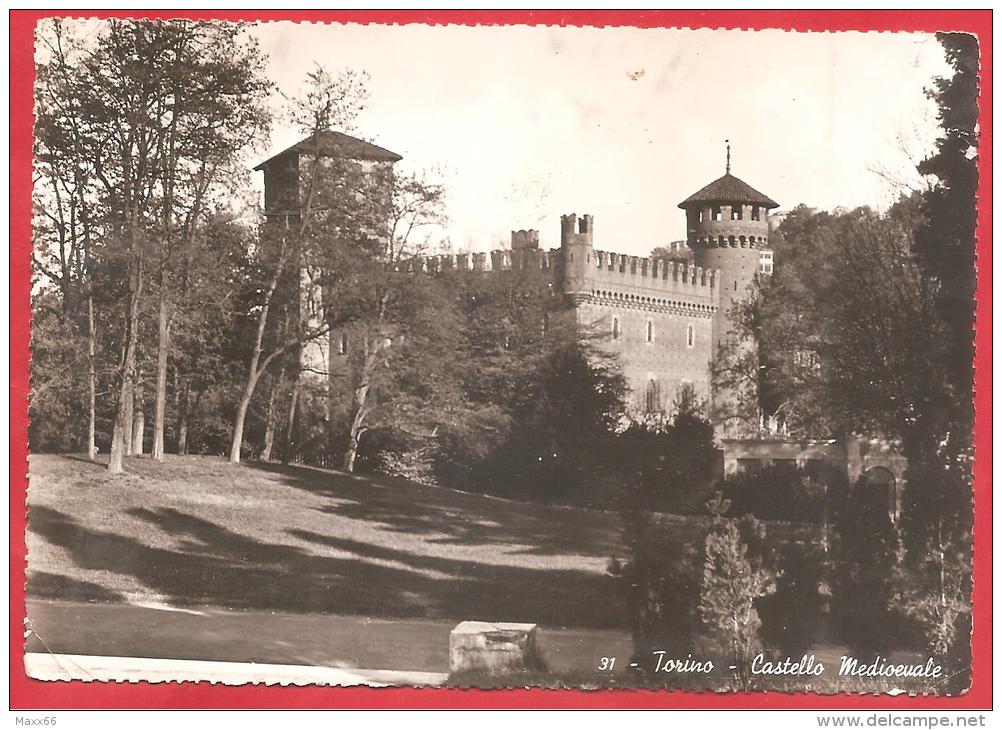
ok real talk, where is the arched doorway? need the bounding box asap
[862,466,898,523]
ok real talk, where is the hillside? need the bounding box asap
[26,454,632,629]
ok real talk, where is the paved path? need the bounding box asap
[24,599,633,680]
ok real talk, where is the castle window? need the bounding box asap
[731,205,743,220]
[687,325,695,349]
[646,319,654,343]
[612,317,621,340]
[645,379,660,414]
[712,206,721,221]
[751,205,761,221]
[338,334,348,356]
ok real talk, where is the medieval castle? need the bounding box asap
[256,132,907,516]
[257,132,776,417]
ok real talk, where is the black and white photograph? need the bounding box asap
[24,17,979,696]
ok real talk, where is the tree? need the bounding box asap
[905,32,978,551]
[328,170,447,472]
[142,22,270,462]
[33,19,271,473]
[710,293,766,437]
[624,385,718,514]
[34,20,107,459]
[912,32,978,457]
[471,319,628,502]
[228,66,370,464]
[699,513,775,689]
[829,478,901,655]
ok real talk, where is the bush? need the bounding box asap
[829,477,901,654]
[758,541,826,657]
[620,386,718,515]
[720,462,845,523]
[698,514,776,689]
[891,534,972,694]
[617,519,705,672]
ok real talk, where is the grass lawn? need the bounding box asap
[27,454,635,629]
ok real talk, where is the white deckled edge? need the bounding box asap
[24,652,447,687]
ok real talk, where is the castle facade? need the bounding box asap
[257,133,779,419]
[256,132,907,517]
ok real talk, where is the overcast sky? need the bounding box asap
[249,23,951,255]
[44,21,943,256]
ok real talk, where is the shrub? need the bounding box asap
[759,541,826,657]
[698,514,776,689]
[829,477,901,654]
[621,386,718,515]
[720,462,844,523]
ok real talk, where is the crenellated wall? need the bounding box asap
[406,214,720,416]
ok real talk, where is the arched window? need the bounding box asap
[646,319,654,343]
[687,324,695,348]
[645,379,660,414]
[863,467,899,522]
[612,317,621,340]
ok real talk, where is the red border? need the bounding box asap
[9,9,992,710]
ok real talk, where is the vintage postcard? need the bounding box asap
[15,10,988,707]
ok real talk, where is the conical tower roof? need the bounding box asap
[678,172,779,210]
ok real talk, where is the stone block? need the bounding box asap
[449,621,541,675]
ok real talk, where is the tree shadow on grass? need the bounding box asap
[246,461,625,560]
[27,504,628,628]
[26,571,124,603]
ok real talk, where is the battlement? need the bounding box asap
[402,248,558,274]
[560,213,594,247]
[592,251,715,286]
[401,212,718,315]
[511,229,540,251]
[585,250,721,310]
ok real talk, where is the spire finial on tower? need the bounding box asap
[725,139,731,174]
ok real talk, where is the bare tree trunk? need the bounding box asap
[261,368,283,462]
[229,237,289,464]
[177,381,190,456]
[152,297,170,461]
[327,328,338,458]
[342,338,382,473]
[132,368,145,455]
[230,145,322,464]
[123,375,135,457]
[343,385,368,473]
[108,242,143,474]
[282,375,300,465]
[230,369,262,464]
[86,295,97,461]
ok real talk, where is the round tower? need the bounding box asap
[679,145,779,353]
[560,213,594,303]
